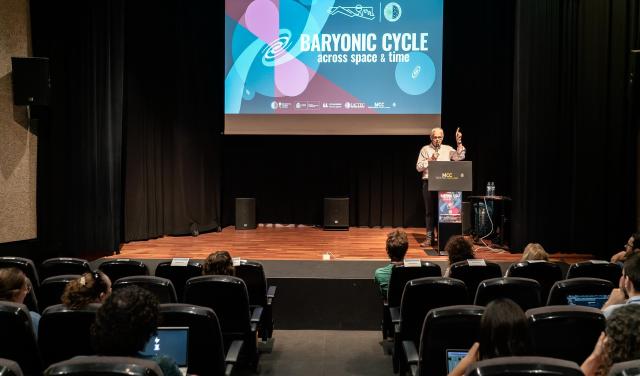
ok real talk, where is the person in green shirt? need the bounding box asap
[374,229,409,297]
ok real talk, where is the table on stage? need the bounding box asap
[468,195,511,248]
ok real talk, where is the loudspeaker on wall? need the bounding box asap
[11,57,50,106]
[323,198,349,230]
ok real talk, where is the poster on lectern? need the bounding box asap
[438,191,462,224]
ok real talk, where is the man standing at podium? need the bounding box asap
[416,127,466,247]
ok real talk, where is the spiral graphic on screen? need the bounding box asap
[261,30,293,67]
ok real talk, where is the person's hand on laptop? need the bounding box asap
[448,342,479,376]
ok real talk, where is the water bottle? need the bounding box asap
[491,182,496,197]
[486,181,491,196]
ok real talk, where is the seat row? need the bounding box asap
[0,257,276,342]
[3,355,640,376]
[0,299,254,376]
[392,304,605,376]
[382,262,614,341]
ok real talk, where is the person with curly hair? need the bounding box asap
[203,250,235,276]
[0,267,40,336]
[91,286,181,376]
[443,235,475,277]
[61,270,112,309]
[374,229,409,297]
[448,299,531,376]
[581,304,640,376]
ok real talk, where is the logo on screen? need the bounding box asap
[384,2,402,22]
[328,5,375,20]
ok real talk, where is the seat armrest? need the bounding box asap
[251,306,264,323]
[225,339,243,363]
[267,285,277,305]
[250,306,264,331]
[389,307,400,323]
[224,340,244,376]
[402,341,419,365]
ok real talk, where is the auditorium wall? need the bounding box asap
[0,0,37,243]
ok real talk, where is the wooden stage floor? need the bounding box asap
[114,226,592,264]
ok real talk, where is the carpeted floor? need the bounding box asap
[235,330,392,376]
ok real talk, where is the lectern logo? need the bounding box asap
[441,172,453,179]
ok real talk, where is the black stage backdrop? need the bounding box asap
[29,0,638,259]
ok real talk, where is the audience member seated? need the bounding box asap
[610,231,640,264]
[448,298,531,376]
[444,235,475,277]
[374,230,409,297]
[581,304,640,376]
[0,267,39,335]
[521,243,549,261]
[61,271,112,309]
[203,251,235,276]
[601,253,640,318]
[91,286,181,376]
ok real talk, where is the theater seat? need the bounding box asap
[465,356,583,376]
[566,260,622,286]
[546,277,613,306]
[392,277,467,373]
[44,356,162,376]
[0,302,42,375]
[505,261,563,303]
[0,358,23,376]
[38,303,100,367]
[474,277,542,311]
[98,259,149,283]
[154,261,203,302]
[0,257,40,313]
[402,305,484,376]
[235,260,277,341]
[526,305,605,364]
[184,275,261,369]
[608,359,640,376]
[39,258,91,280]
[112,276,177,303]
[39,275,81,311]
[382,262,442,339]
[448,259,502,302]
[0,257,40,289]
[159,303,242,376]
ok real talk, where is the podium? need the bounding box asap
[428,161,473,253]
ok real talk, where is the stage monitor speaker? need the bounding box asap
[324,198,349,230]
[235,198,256,230]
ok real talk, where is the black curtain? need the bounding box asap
[221,136,425,227]
[122,1,222,241]
[512,0,639,255]
[31,0,222,255]
[32,0,125,257]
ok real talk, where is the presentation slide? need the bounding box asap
[225,0,443,134]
